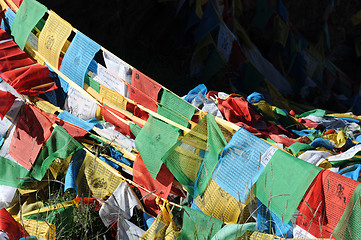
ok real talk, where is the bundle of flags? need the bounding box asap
[0,0,360,239]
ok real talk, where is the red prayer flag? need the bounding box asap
[133,154,173,216]
[0,64,57,96]
[101,105,135,138]
[9,103,56,170]
[0,46,35,73]
[0,208,27,240]
[128,69,162,112]
[296,169,360,238]
[0,90,16,119]
[0,29,10,41]
[55,118,88,138]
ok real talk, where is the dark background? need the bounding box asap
[37,0,361,102]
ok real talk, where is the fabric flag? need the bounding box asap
[157,89,195,127]
[210,223,256,240]
[57,110,94,132]
[101,105,133,138]
[76,151,123,198]
[0,208,28,240]
[161,114,227,196]
[254,149,322,224]
[0,90,15,119]
[296,169,359,238]
[9,103,56,170]
[10,0,47,49]
[64,86,98,121]
[193,178,245,224]
[60,31,100,88]
[0,44,35,73]
[333,184,361,239]
[177,206,223,240]
[103,50,132,97]
[0,7,16,33]
[139,202,179,239]
[64,149,85,193]
[99,181,142,227]
[94,64,127,97]
[133,154,173,216]
[135,115,179,178]
[0,155,28,187]
[21,219,56,240]
[212,128,271,203]
[128,68,162,112]
[257,200,293,238]
[30,125,83,181]
[37,10,72,68]
[0,64,56,96]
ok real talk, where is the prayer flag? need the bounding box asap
[9,103,56,170]
[38,10,72,68]
[30,125,83,181]
[60,31,100,88]
[128,69,162,112]
[10,0,47,49]
[0,90,15,119]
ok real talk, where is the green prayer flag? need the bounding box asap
[11,0,47,49]
[162,114,226,197]
[254,149,322,223]
[30,125,83,181]
[210,223,256,240]
[135,115,180,178]
[84,75,100,92]
[129,122,142,137]
[332,184,361,239]
[0,156,29,187]
[286,142,314,156]
[297,108,326,118]
[177,206,223,240]
[157,89,195,127]
[196,114,227,196]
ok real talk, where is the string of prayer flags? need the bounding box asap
[135,115,179,178]
[37,10,72,68]
[254,149,322,224]
[157,89,195,127]
[9,103,56,170]
[30,125,83,181]
[0,90,15,119]
[296,169,359,238]
[212,128,271,203]
[128,68,162,112]
[0,64,56,96]
[60,31,100,88]
[10,0,46,49]
[177,206,223,240]
[133,154,173,216]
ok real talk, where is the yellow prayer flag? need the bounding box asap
[21,218,56,240]
[99,85,128,110]
[194,179,245,224]
[76,150,123,199]
[0,0,8,12]
[38,10,72,68]
[140,201,180,240]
